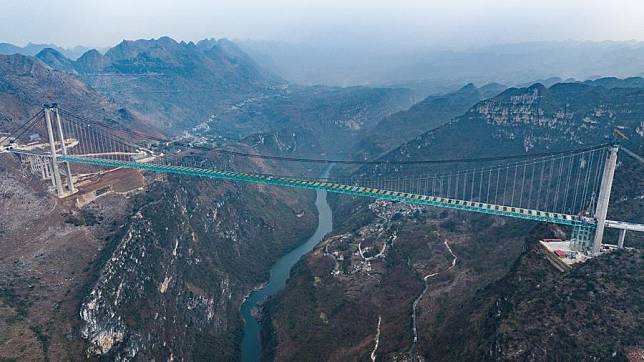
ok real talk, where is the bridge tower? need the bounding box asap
[43,105,64,197]
[42,104,76,197]
[591,144,619,255]
[52,104,75,193]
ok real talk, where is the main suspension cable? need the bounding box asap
[58,107,609,166]
[0,109,44,144]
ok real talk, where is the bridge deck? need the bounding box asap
[60,155,593,227]
[605,220,644,232]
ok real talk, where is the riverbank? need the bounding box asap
[240,173,333,362]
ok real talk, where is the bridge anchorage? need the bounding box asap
[1,105,642,259]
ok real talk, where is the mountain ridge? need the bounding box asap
[0,53,156,136]
[354,82,507,158]
[0,42,106,60]
[36,36,283,131]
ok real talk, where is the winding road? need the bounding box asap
[409,239,458,353]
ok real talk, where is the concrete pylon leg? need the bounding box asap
[618,229,626,248]
[48,160,55,184]
[592,145,619,255]
[44,107,64,197]
[53,107,75,193]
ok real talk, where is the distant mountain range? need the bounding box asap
[8,39,644,93]
[354,75,644,160]
[28,37,414,154]
[33,37,283,131]
[238,40,644,88]
[0,42,108,60]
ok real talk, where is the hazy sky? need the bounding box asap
[2,0,644,49]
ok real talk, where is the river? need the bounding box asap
[240,171,333,362]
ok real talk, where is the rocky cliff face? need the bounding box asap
[385,82,644,163]
[79,164,317,359]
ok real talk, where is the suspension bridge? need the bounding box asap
[1,104,643,256]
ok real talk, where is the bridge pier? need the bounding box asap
[571,223,593,250]
[617,229,626,248]
[36,156,50,181]
[591,145,619,255]
[33,155,52,181]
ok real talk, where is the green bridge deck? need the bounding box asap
[60,155,596,228]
